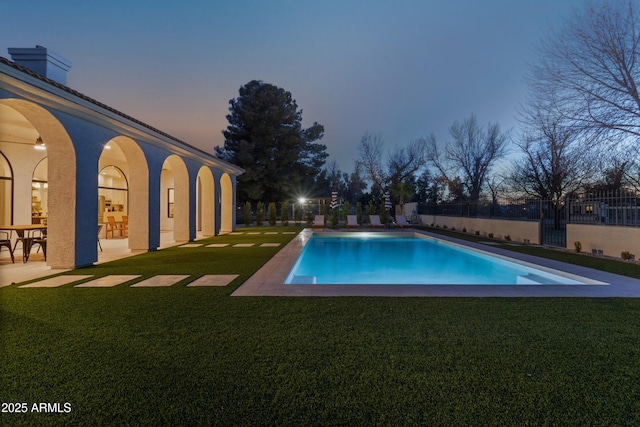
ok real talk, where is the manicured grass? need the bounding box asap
[2,226,640,425]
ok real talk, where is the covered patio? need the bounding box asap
[0,231,202,286]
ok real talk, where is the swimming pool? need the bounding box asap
[284,233,589,285]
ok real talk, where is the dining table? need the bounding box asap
[0,224,48,262]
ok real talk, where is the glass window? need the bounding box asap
[0,151,12,225]
[98,166,128,222]
[32,158,47,224]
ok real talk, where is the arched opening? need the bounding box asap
[0,99,76,268]
[0,151,13,225]
[98,165,128,221]
[196,166,215,237]
[160,154,189,243]
[103,136,149,252]
[220,173,233,233]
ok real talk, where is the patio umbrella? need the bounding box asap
[330,191,338,210]
[384,191,391,212]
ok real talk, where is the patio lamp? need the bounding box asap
[34,136,46,150]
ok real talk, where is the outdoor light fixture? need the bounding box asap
[298,198,306,204]
[34,136,46,150]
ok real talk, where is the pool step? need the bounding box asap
[290,275,317,284]
[517,274,562,285]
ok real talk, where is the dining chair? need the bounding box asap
[23,229,46,263]
[122,215,129,237]
[106,216,123,238]
[0,231,15,263]
[97,224,104,251]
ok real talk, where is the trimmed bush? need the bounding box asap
[280,201,290,226]
[621,251,635,261]
[243,201,252,226]
[256,202,264,226]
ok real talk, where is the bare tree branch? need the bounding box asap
[530,1,640,143]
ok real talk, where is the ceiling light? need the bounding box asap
[34,136,46,150]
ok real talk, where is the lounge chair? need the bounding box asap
[395,215,413,229]
[312,215,325,229]
[369,215,385,229]
[346,215,360,230]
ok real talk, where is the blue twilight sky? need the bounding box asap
[1,0,583,170]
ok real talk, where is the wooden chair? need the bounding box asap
[106,216,123,238]
[0,231,14,263]
[122,215,129,237]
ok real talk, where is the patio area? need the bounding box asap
[0,231,196,287]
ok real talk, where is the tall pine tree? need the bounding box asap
[216,80,327,203]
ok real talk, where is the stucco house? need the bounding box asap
[0,46,243,269]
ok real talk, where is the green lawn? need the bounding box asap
[2,226,640,426]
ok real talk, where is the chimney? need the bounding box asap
[8,45,72,85]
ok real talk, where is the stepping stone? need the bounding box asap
[187,275,239,287]
[229,232,244,235]
[206,243,229,248]
[130,275,190,287]
[233,243,255,247]
[260,243,281,247]
[179,243,204,248]
[265,232,278,234]
[19,275,93,288]
[75,275,141,288]
[282,232,296,234]
[247,232,261,235]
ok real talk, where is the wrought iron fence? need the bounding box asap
[418,190,640,227]
[418,197,547,222]
[566,190,640,226]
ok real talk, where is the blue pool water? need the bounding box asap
[285,234,584,285]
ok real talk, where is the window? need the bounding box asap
[98,166,128,222]
[168,188,174,218]
[0,151,12,225]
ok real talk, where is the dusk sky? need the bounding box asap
[2,0,584,170]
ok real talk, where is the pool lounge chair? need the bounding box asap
[346,215,360,230]
[369,215,385,229]
[395,215,413,229]
[312,215,325,229]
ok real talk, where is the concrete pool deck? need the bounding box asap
[232,229,640,297]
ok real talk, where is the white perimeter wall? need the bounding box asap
[418,215,540,244]
[567,224,640,258]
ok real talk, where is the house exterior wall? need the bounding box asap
[0,58,243,268]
